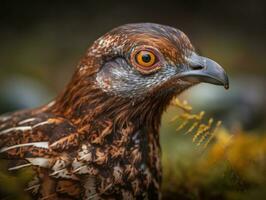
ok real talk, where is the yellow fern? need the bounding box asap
[171,98,222,149]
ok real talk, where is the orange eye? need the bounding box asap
[136,50,156,67]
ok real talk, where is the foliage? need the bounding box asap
[0,161,33,200]
[171,98,222,149]
[162,98,266,200]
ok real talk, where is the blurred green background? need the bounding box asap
[0,0,266,199]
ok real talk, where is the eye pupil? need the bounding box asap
[142,54,151,63]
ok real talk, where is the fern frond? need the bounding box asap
[172,98,222,149]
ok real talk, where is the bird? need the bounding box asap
[0,23,229,200]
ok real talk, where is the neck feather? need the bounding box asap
[53,74,174,132]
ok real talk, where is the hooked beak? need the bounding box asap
[178,52,229,89]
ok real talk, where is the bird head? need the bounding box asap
[56,23,229,128]
[92,23,228,98]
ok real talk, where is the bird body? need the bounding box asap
[0,23,228,199]
[0,102,161,199]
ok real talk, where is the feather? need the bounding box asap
[0,142,49,153]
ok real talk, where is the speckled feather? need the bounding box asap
[0,23,196,200]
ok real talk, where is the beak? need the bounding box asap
[178,52,229,89]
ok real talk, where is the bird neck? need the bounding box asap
[53,78,174,132]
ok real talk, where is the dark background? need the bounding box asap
[0,1,266,199]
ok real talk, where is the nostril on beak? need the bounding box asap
[190,65,204,70]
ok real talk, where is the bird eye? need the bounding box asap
[131,47,161,74]
[136,50,156,67]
